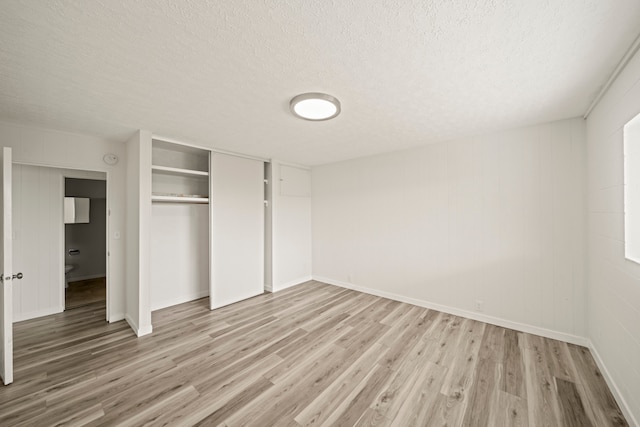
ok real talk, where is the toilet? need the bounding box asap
[64,264,75,288]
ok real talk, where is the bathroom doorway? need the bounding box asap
[64,178,107,310]
[11,164,109,322]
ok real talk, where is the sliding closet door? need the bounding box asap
[210,153,264,309]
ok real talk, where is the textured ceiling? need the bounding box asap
[1,1,639,165]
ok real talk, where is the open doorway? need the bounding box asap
[64,178,107,310]
[11,164,108,322]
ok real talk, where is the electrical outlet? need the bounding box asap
[347,274,353,283]
[475,300,484,312]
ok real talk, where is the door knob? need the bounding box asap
[12,273,23,280]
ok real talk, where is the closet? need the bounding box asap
[149,137,265,312]
[150,139,211,310]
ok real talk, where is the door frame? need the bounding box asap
[61,173,109,315]
[14,161,112,322]
[1,147,13,385]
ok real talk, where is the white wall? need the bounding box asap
[586,45,640,425]
[312,118,586,341]
[270,161,312,291]
[125,130,152,336]
[12,165,62,321]
[12,165,105,321]
[65,178,107,281]
[1,121,126,322]
[150,204,209,310]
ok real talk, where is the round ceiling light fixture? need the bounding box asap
[290,92,341,121]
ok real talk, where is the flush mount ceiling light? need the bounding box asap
[290,93,341,121]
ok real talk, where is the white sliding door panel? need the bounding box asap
[210,153,264,309]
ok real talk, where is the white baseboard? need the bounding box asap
[125,314,152,337]
[109,312,125,323]
[314,276,589,347]
[137,324,153,337]
[68,274,106,282]
[124,314,138,335]
[272,276,312,292]
[151,290,209,312]
[14,306,63,323]
[588,340,639,427]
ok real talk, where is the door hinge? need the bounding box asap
[263,200,269,207]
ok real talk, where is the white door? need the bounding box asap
[0,147,13,385]
[210,153,264,309]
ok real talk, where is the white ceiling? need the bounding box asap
[1,1,639,165]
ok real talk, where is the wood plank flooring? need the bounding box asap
[1,281,628,426]
[65,277,106,310]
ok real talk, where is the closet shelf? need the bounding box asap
[152,195,209,204]
[152,165,209,177]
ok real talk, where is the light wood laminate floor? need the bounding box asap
[1,281,628,426]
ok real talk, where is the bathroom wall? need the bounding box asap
[12,164,106,321]
[65,178,107,281]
